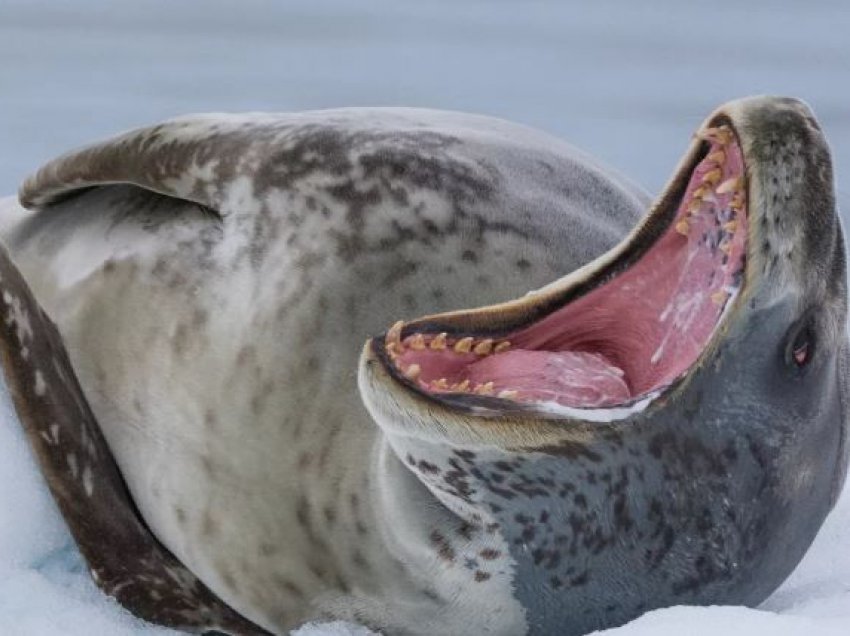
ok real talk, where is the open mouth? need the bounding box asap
[378,124,748,414]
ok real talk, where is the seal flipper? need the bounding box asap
[0,243,267,635]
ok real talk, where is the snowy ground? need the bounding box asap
[1,0,849,634]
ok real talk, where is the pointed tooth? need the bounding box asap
[473,339,493,355]
[716,126,734,145]
[731,193,745,211]
[386,320,403,347]
[719,241,732,255]
[404,364,421,380]
[675,219,690,236]
[699,125,733,145]
[432,378,449,390]
[691,186,708,199]
[707,150,726,164]
[429,333,447,350]
[702,168,722,186]
[687,198,703,214]
[494,341,511,354]
[716,176,741,195]
[386,320,404,357]
[408,333,426,350]
[474,382,495,395]
[498,389,519,399]
[454,337,474,354]
[452,379,470,392]
[723,220,739,233]
[711,290,728,306]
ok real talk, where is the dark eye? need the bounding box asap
[789,323,816,368]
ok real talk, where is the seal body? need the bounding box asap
[0,109,648,634]
[0,98,846,636]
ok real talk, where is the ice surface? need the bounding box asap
[0,0,848,634]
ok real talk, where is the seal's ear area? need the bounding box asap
[18,114,268,215]
[0,243,267,635]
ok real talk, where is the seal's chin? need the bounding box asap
[375,123,748,414]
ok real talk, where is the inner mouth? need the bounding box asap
[381,125,748,412]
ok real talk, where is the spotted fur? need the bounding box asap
[0,98,846,636]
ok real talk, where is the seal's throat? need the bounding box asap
[382,125,748,412]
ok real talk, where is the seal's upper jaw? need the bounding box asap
[361,97,829,427]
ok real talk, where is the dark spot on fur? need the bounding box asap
[204,409,218,431]
[172,323,189,355]
[474,570,491,582]
[273,575,305,599]
[418,460,440,474]
[221,570,236,589]
[533,442,603,463]
[430,530,456,563]
[236,345,256,367]
[192,307,209,327]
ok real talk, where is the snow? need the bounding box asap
[0,0,849,634]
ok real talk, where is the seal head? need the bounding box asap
[360,96,849,634]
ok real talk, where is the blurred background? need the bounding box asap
[1,0,848,207]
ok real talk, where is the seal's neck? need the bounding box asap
[371,435,528,634]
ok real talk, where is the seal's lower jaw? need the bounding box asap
[373,123,749,417]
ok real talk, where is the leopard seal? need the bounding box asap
[0,96,846,635]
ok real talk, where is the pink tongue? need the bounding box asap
[466,350,630,407]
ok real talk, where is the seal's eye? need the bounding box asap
[789,323,816,368]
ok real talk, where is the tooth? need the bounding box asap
[452,379,470,392]
[723,220,738,233]
[711,290,728,305]
[716,126,733,145]
[675,219,690,236]
[700,125,733,145]
[474,382,495,394]
[692,186,708,199]
[719,241,732,255]
[404,364,421,380]
[454,337,474,353]
[702,168,722,185]
[386,321,403,346]
[430,333,447,350]
[687,199,703,214]
[386,320,404,357]
[731,193,745,211]
[707,150,726,164]
[494,341,511,354]
[498,390,519,399]
[409,333,426,350]
[716,176,741,195]
[432,378,449,390]
[473,339,493,355]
